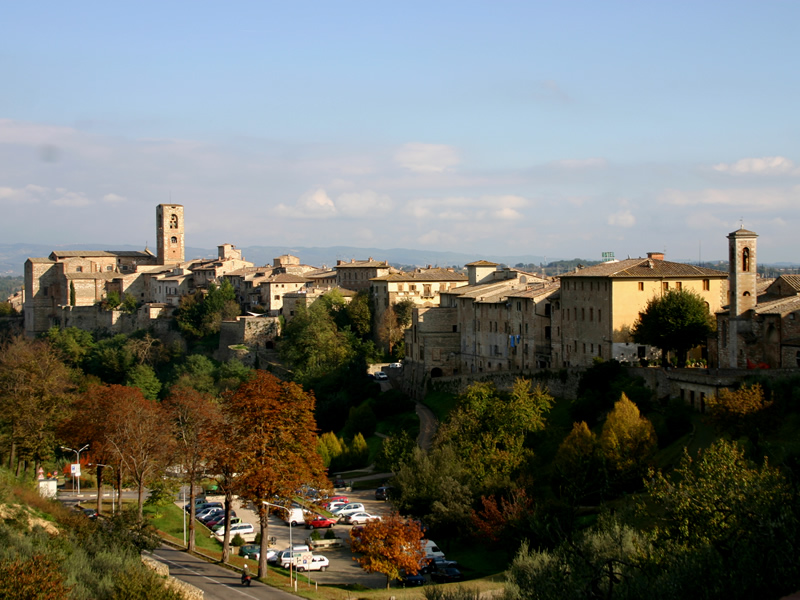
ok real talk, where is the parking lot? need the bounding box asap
[181,485,396,588]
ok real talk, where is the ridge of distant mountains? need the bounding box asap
[2,242,795,277]
[0,242,553,276]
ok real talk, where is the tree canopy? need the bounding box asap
[349,513,426,588]
[631,288,715,366]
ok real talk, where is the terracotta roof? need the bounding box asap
[560,258,726,279]
[335,260,390,268]
[49,250,154,259]
[728,227,758,237]
[754,296,800,315]
[27,257,55,264]
[465,260,499,267]
[507,282,561,299]
[266,273,309,283]
[372,269,467,282]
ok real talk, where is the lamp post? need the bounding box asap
[88,463,114,515]
[262,501,293,587]
[61,444,89,494]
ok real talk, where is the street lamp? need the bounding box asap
[262,501,294,587]
[61,444,89,494]
[87,463,114,515]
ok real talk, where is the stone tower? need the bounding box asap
[726,226,758,367]
[156,204,185,265]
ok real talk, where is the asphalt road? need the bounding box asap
[150,545,300,600]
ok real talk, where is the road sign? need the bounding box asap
[70,463,81,477]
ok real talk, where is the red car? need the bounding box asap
[307,515,336,529]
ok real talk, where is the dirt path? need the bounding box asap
[415,402,438,451]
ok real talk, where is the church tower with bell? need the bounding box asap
[156,204,185,265]
[726,225,758,367]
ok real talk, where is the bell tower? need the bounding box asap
[156,204,185,265]
[726,226,758,367]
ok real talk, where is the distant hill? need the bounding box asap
[3,242,795,277]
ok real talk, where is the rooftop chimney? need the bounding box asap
[647,252,664,261]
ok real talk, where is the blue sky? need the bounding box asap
[2,1,798,263]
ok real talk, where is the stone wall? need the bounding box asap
[217,316,281,363]
[142,554,203,600]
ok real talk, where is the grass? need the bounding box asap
[375,410,419,438]
[422,389,458,422]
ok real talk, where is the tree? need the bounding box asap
[44,326,95,368]
[175,281,239,338]
[0,337,74,476]
[553,421,607,504]
[471,489,536,549]
[163,386,221,552]
[436,379,553,491]
[599,394,656,490]
[391,445,474,539]
[631,289,715,366]
[349,513,426,588]
[102,385,175,519]
[706,383,773,442]
[125,364,162,400]
[224,370,327,577]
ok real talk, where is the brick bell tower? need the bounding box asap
[156,204,185,265]
[726,225,758,367]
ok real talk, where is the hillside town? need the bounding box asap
[13,203,800,406]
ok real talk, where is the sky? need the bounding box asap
[1,1,799,264]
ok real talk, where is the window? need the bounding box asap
[574,307,577,320]
[662,282,669,292]
[581,308,585,321]
[274,295,280,300]
[598,309,602,321]
[169,213,179,229]
[170,236,177,244]
[582,343,586,353]
[397,284,404,292]
[76,266,83,272]
[545,326,551,339]
[743,247,750,272]
[589,308,593,321]
[703,279,710,291]
[638,282,644,291]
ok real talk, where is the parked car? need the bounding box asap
[212,522,256,542]
[275,545,312,569]
[389,362,403,368]
[190,501,222,514]
[211,516,241,532]
[332,477,346,488]
[296,554,330,572]
[197,507,225,523]
[331,503,366,521]
[324,501,347,513]
[81,508,98,520]
[346,512,382,525]
[307,515,336,529]
[431,567,463,583]
[183,497,208,512]
[239,544,275,562]
[397,572,426,587]
[375,486,393,501]
[328,495,348,504]
[374,371,389,381]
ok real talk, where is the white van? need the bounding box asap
[423,540,445,559]
[284,507,308,527]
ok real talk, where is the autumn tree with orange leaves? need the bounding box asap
[225,370,327,578]
[349,512,426,589]
[163,385,221,552]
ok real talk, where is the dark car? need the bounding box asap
[332,477,346,488]
[375,486,392,501]
[397,572,426,587]
[81,508,98,520]
[431,567,463,583]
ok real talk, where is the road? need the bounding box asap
[150,545,300,600]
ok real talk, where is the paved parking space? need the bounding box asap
[178,485,397,588]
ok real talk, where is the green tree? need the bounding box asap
[69,281,76,306]
[375,430,416,473]
[125,364,162,400]
[436,379,553,490]
[344,289,372,339]
[706,383,773,442]
[599,394,656,490]
[553,421,607,504]
[175,281,239,338]
[44,326,95,368]
[392,445,474,539]
[0,337,75,476]
[631,288,715,366]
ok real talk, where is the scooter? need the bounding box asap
[241,572,251,587]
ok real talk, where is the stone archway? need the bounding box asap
[430,367,443,378]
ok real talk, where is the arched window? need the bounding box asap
[169,214,179,229]
[170,236,177,244]
[742,247,750,272]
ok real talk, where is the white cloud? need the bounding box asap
[102,193,127,204]
[52,192,90,207]
[660,186,799,209]
[335,190,392,215]
[608,210,635,228]
[395,143,459,173]
[406,194,528,222]
[712,156,797,176]
[0,184,46,205]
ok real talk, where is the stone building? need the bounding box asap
[403,261,555,383]
[557,253,728,367]
[714,227,800,368]
[370,267,468,350]
[335,258,392,291]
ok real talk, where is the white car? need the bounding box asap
[297,554,329,572]
[374,371,389,381]
[346,512,382,525]
[213,521,256,542]
[331,502,365,520]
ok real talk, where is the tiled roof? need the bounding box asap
[728,227,758,237]
[754,296,800,315]
[27,257,55,264]
[372,269,467,282]
[335,260,390,268]
[267,273,309,283]
[465,260,499,267]
[560,258,726,279]
[49,250,153,259]
[507,282,561,299]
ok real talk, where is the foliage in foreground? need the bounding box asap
[350,512,426,588]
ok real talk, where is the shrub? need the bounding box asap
[310,530,321,541]
[231,534,245,547]
[324,528,337,540]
